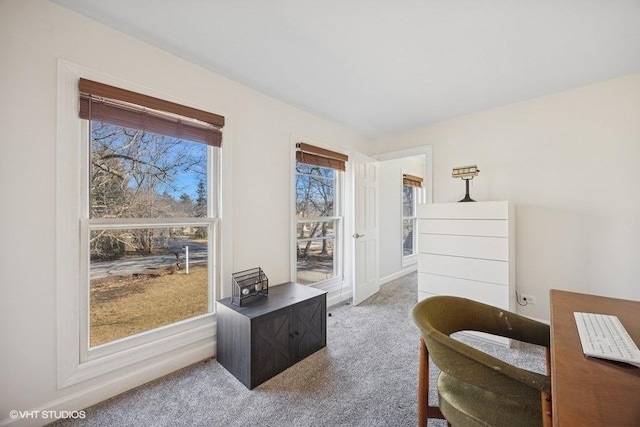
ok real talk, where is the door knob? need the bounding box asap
[353,233,365,239]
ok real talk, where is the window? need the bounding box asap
[79,79,223,357]
[295,143,347,285]
[402,174,423,258]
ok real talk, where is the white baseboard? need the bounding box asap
[379,266,417,286]
[1,340,215,427]
[313,269,418,308]
[327,290,352,308]
[311,280,352,308]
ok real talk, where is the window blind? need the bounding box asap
[403,174,423,187]
[296,142,348,171]
[78,78,224,147]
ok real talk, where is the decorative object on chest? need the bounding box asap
[452,165,480,202]
[231,267,269,306]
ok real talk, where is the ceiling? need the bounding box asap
[52,0,640,137]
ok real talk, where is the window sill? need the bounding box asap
[59,316,215,388]
[402,254,417,269]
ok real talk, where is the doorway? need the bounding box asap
[375,146,432,285]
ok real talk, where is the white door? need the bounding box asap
[353,152,380,305]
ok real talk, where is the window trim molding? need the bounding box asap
[56,59,226,388]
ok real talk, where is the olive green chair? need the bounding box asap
[412,296,552,427]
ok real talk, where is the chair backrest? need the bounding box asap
[412,296,551,406]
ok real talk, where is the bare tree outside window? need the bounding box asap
[296,163,338,284]
[403,185,416,256]
[87,121,211,347]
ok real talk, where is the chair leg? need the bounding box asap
[418,339,445,427]
[541,347,553,427]
[541,391,552,427]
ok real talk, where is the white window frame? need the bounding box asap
[401,182,418,267]
[79,116,218,360]
[291,139,345,289]
[56,60,222,388]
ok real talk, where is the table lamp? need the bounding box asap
[452,165,480,202]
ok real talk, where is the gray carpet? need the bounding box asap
[52,273,546,427]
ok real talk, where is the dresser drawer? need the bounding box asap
[418,233,508,261]
[418,219,508,237]
[418,253,508,285]
[418,273,511,309]
[417,201,509,220]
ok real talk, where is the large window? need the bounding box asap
[295,143,347,285]
[79,79,223,356]
[402,174,423,258]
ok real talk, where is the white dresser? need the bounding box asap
[417,201,515,342]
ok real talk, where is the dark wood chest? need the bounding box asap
[216,282,327,389]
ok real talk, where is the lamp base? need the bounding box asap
[458,178,476,203]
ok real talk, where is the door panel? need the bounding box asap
[353,153,380,305]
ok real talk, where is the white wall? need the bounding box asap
[378,157,425,281]
[0,0,369,423]
[374,73,640,320]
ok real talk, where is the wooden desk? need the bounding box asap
[550,290,640,426]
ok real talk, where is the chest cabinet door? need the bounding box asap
[291,295,326,361]
[252,309,292,387]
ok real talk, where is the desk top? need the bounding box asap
[550,290,640,426]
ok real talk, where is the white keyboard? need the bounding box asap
[574,312,640,368]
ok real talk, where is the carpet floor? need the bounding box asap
[52,273,546,427]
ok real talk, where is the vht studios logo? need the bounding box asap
[9,409,86,420]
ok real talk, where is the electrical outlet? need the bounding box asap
[521,294,536,305]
